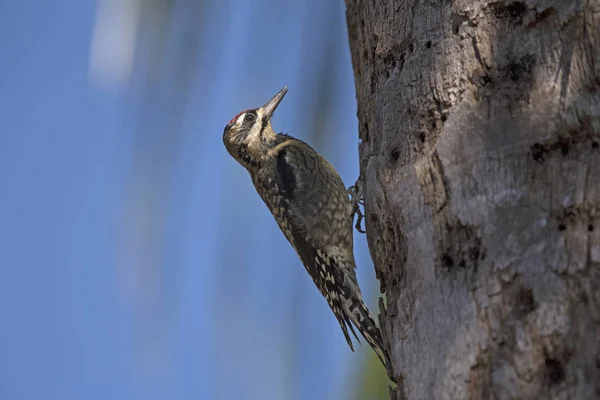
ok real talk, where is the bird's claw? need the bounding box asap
[347,178,366,234]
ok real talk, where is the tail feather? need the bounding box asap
[358,307,388,369]
[346,316,362,345]
[343,297,389,369]
[335,313,355,352]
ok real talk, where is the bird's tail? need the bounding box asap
[342,296,389,370]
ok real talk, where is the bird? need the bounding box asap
[222,86,388,368]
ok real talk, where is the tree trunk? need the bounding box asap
[345,1,600,399]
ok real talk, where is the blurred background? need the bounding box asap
[0,0,388,399]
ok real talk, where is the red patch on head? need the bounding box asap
[228,110,247,126]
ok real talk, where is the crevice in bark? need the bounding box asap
[529,119,600,162]
[437,220,484,274]
[489,1,528,26]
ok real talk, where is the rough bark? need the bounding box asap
[345,1,600,399]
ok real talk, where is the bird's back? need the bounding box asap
[253,135,356,266]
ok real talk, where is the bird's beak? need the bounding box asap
[262,86,288,119]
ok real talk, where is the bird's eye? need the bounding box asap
[244,113,255,123]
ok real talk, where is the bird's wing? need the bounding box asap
[272,139,354,251]
[268,138,361,348]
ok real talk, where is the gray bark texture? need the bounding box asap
[345,1,600,399]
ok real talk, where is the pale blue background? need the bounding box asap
[0,1,382,399]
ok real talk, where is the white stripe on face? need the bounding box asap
[243,109,266,146]
[236,112,246,126]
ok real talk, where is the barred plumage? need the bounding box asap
[222,87,388,368]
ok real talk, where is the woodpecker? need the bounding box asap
[222,86,388,368]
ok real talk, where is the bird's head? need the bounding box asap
[223,86,288,165]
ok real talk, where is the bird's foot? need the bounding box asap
[347,176,366,234]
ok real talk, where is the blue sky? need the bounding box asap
[0,1,383,399]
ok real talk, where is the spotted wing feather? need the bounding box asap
[254,139,361,349]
